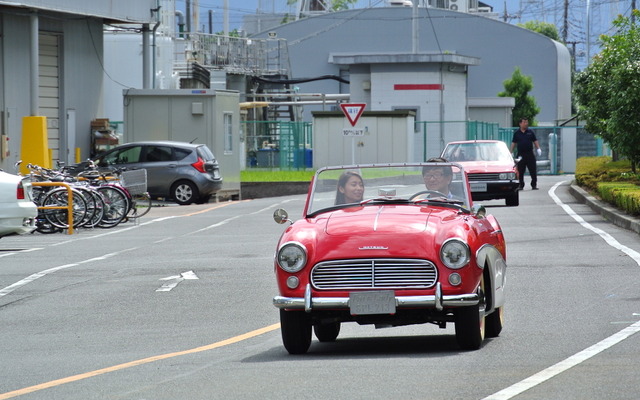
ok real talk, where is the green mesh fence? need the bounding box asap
[243,121,313,170]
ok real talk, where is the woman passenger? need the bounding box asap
[335,171,364,205]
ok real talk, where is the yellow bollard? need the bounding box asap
[20,116,50,174]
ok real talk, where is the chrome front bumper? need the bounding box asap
[273,283,479,313]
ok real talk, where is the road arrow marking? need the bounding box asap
[156,270,199,292]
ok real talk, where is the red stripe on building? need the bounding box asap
[394,84,443,90]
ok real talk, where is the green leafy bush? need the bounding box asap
[575,156,637,190]
[576,156,640,215]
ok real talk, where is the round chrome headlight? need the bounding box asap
[440,239,470,269]
[277,242,307,273]
[499,172,516,180]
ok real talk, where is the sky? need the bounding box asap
[175,0,635,70]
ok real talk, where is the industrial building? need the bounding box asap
[0,0,156,172]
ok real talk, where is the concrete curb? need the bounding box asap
[569,182,640,235]
[240,181,310,199]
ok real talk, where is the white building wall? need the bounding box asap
[103,33,177,123]
[356,63,469,157]
[312,111,417,167]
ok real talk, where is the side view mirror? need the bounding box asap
[473,205,486,219]
[273,208,291,225]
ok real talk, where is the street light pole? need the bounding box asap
[586,0,590,66]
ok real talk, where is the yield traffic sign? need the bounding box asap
[340,103,366,127]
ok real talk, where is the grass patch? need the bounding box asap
[240,169,316,182]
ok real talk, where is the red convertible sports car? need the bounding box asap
[272,162,507,354]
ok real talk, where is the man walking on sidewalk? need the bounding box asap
[510,118,542,190]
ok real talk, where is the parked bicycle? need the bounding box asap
[23,162,150,233]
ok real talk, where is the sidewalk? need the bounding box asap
[569,182,640,235]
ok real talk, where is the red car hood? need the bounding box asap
[326,206,430,235]
[294,205,465,261]
[456,161,514,173]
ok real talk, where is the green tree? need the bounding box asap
[574,11,640,171]
[517,21,561,41]
[498,67,541,126]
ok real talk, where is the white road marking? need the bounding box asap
[549,181,640,264]
[0,248,138,297]
[188,198,297,235]
[484,320,640,400]
[156,270,199,292]
[482,181,640,400]
[0,199,295,297]
[180,270,198,280]
[0,247,42,259]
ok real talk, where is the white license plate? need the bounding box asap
[349,290,396,315]
[470,182,488,192]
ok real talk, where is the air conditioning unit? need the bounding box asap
[427,0,448,9]
[449,0,468,12]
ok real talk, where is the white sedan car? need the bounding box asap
[0,170,37,238]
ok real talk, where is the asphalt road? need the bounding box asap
[0,175,639,400]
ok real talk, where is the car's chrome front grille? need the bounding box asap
[311,259,437,290]
[468,173,501,181]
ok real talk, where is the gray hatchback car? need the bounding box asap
[86,141,223,205]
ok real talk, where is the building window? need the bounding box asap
[224,112,233,154]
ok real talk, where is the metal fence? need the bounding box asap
[243,120,607,173]
[243,121,313,170]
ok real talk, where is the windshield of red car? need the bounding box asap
[305,163,471,216]
[442,142,514,163]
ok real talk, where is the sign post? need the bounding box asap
[340,103,366,164]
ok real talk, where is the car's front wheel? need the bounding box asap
[485,306,504,338]
[505,191,519,206]
[314,321,341,342]
[454,286,486,350]
[171,180,199,205]
[280,310,312,354]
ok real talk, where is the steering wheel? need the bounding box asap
[409,190,448,201]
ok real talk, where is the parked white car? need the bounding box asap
[0,170,37,238]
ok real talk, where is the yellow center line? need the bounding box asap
[0,323,280,399]
[183,199,252,217]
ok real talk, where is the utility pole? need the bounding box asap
[566,41,578,73]
[562,0,568,43]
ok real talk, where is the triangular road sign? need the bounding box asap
[340,103,366,127]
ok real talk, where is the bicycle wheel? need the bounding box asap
[127,192,152,218]
[35,216,63,234]
[41,188,88,228]
[95,185,129,228]
[78,187,105,228]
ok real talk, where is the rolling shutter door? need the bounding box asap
[39,33,60,162]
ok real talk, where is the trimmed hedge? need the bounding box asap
[577,156,640,216]
[597,182,640,216]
